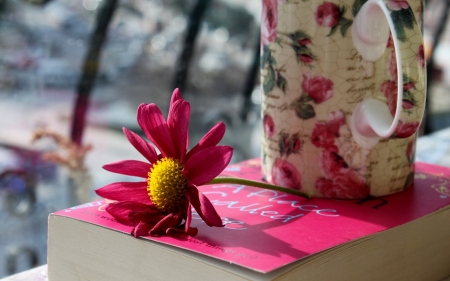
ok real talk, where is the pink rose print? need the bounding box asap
[261,0,279,46]
[315,172,369,199]
[311,122,336,148]
[319,147,350,178]
[299,54,314,63]
[311,111,345,148]
[271,158,302,190]
[380,81,416,116]
[327,111,345,135]
[394,121,420,138]
[292,136,301,153]
[387,0,410,11]
[312,110,369,198]
[418,45,425,68]
[387,50,397,82]
[297,38,312,46]
[403,82,415,91]
[380,81,397,116]
[263,114,275,138]
[402,99,414,109]
[278,133,302,157]
[315,2,340,27]
[302,73,334,104]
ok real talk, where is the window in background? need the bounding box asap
[0,0,261,277]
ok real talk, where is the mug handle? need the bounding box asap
[350,0,426,147]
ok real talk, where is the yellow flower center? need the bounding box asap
[147,158,187,214]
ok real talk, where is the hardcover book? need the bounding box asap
[48,159,450,280]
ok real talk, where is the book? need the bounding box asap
[48,159,450,281]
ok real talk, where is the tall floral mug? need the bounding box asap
[261,0,425,198]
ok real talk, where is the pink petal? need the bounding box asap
[122,128,158,164]
[185,122,226,162]
[106,201,158,226]
[186,186,223,227]
[186,226,198,236]
[170,88,182,109]
[149,211,183,236]
[95,181,149,204]
[130,209,165,225]
[103,160,151,178]
[137,103,176,158]
[183,146,233,186]
[132,221,153,237]
[167,99,190,163]
[185,202,193,232]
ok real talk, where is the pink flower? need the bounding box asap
[311,111,345,148]
[394,121,420,138]
[402,100,414,109]
[297,38,312,46]
[315,2,341,27]
[387,0,410,10]
[311,122,336,148]
[300,54,314,63]
[418,45,425,68]
[271,158,302,190]
[292,135,302,153]
[315,172,369,198]
[261,0,279,45]
[403,82,415,91]
[327,111,345,136]
[263,114,275,138]
[319,147,350,178]
[302,73,334,103]
[381,81,416,115]
[387,50,397,81]
[279,133,302,156]
[95,89,233,238]
[380,81,397,116]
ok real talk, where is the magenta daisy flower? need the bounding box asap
[95,89,233,237]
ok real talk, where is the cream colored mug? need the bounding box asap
[260,0,425,198]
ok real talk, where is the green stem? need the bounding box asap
[208,177,311,199]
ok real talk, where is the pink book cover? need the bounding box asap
[53,159,450,273]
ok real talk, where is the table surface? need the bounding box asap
[3,128,450,281]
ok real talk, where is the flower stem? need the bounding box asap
[208,177,311,199]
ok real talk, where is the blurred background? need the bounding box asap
[0,0,449,277]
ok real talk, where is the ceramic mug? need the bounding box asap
[260,0,425,198]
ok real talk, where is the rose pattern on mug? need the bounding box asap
[261,33,317,95]
[290,73,334,120]
[380,41,421,138]
[262,0,319,95]
[263,113,276,138]
[261,0,281,46]
[278,132,302,157]
[271,158,302,190]
[311,111,370,198]
[261,0,425,198]
[315,1,353,37]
